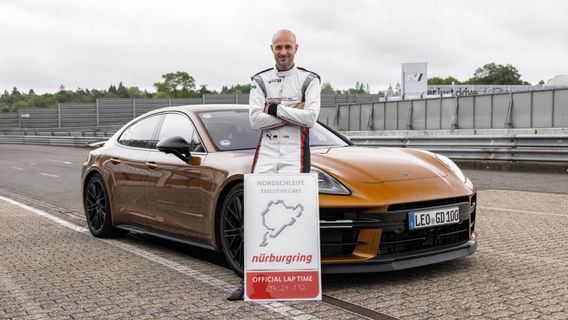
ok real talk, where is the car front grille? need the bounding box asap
[388,196,470,212]
[378,220,470,256]
[318,195,475,258]
[320,229,360,257]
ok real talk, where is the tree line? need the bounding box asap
[1,63,534,112]
[428,63,534,86]
[0,71,373,112]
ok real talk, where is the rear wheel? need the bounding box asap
[84,174,124,238]
[219,184,244,276]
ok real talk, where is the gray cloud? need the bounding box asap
[1,0,567,94]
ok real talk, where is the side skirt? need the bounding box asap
[115,223,218,252]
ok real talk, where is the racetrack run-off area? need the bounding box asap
[1,144,568,319]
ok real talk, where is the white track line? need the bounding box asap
[38,172,59,178]
[11,167,24,171]
[0,195,317,320]
[47,160,73,165]
[479,206,568,219]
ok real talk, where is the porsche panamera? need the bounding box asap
[82,104,477,275]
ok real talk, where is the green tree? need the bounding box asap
[13,101,30,109]
[0,102,11,112]
[153,71,197,98]
[428,76,461,85]
[199,84,217,95]
[116,82,130,98]
[343,81,370,94]
[220,84,251,94]
[320,82,335,94]
[466,63,530,85]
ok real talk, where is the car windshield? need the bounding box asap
[197,110,348,151]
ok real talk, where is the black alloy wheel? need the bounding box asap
[84,174,122,238]
[219,184,244,276]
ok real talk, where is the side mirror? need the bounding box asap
[157,136,190,162]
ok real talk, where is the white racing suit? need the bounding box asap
[249,65,321,174]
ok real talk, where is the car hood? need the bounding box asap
[312,146,447,183]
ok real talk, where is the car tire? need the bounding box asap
[84,174,124,238]
[219,183,244,276]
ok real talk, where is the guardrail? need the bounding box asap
[0,135,105,147]
[349,135,568,162]
[0,125,120,137]
[2,132,567,163]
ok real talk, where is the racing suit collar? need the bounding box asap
[276,64,297,77]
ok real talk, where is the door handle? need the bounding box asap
[110,158,121,164]
[145,161,158,169]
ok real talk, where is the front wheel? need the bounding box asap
[84,174,124,238]
[218,184,244,276]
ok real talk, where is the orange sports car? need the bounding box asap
[82,105,477,274]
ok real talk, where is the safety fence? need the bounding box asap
[0,94,381,129]
[319,88,568,131]
[2,89,567,130]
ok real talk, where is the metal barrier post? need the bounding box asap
[18,109,21,128]
[472,95,476,129]
[552,89,555,127]
[505,93,514,128]
[96,99,100,126]
[58,103,61,128]
[367,102,375,131]
[425,98,428,129]
[357,104,363,131]
[383,101,387,130]
[133,98,136,119]
[530,91,533,127]
[396,101,399,130]
[347,105,351,131]
[490,93,494,128]
[406,100,413,130]
[451,97,459,129]
[334,104,340,127]
[439,93,443,129]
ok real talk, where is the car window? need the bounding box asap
[197,110,348,151]
[118,114,161,149]
[157,113,205,153]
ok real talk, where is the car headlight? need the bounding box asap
[311,167,351,195]
[435,154,467,183]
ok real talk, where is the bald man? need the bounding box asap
[226,29,321,301]
[249,29,321,174]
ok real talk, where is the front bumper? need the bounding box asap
[322,239,477,274]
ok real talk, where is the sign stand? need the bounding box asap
[244,173,321,301]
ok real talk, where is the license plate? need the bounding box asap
[408,206,460,230]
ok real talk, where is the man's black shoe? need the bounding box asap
[226,285,244,301]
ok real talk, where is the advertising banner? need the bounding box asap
[402,62,428,97]
[244,173,321,301]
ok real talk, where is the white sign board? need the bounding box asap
[244,173,321,301]
[402,62,428,97]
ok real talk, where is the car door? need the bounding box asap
[144,112,210,238]
[107,114,162,226]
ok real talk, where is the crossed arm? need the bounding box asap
[249,78,321,130]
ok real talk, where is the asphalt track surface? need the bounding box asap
[1,144,568,319]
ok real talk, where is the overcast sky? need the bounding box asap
[1,0,567,94]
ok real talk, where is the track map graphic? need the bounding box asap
[259,200,303,247]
